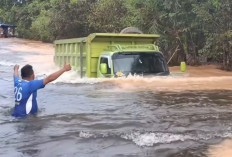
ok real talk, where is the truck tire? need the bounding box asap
[120,27,143,34]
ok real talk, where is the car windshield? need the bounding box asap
[112,52,169,76]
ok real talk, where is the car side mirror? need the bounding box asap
[100,63,107,74]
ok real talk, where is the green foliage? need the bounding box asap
[88,0,134,33]
[131,0,201,65]
[30,10,54,42]
[193,0,232,69]
[49,0,96,39]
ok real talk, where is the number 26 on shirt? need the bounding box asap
[14,87,22,101]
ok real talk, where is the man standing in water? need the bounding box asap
[12,63,71,117]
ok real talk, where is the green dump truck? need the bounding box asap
[54,33,169,78]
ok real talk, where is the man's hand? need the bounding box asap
[63,63,71,71]
[14,65,19,71]
[14,65,19,77]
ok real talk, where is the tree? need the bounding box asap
[193,0,232,69]
[131,0,204,65]
[50,0,96,39]
[88,0,135,33]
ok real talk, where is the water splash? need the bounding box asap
[0,60,15,66]
[121,132,193,146]
[78,130,232,147]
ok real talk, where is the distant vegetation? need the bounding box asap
[0,0,231,69]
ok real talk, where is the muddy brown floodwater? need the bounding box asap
[0,38,232,157]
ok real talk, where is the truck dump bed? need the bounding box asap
[54,33,160,78]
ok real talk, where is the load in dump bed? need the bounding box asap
[54,33,169,78]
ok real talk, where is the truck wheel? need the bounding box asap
[120,27,143,34]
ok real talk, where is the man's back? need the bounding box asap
[12,63,71,118]
[12,76,44,117]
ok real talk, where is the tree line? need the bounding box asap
[0,0,231,69]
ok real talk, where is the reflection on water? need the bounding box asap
[1,38,232,157]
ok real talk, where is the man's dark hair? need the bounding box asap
[21,64,34,78]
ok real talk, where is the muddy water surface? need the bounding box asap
[1,38,232,157]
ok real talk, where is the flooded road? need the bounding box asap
[1,38,232,157]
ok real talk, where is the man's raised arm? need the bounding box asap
[43,63,71,85]
[14,65,19,77]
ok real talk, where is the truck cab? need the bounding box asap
[97,45,169,78]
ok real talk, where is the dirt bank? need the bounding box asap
[169,65,232,77]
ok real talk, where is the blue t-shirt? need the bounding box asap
[12,76,45,117]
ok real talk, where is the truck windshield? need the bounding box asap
[112,52,169,76]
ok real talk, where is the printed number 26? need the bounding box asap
[14,87,22,101]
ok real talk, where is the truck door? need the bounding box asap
[98,56,112,77]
